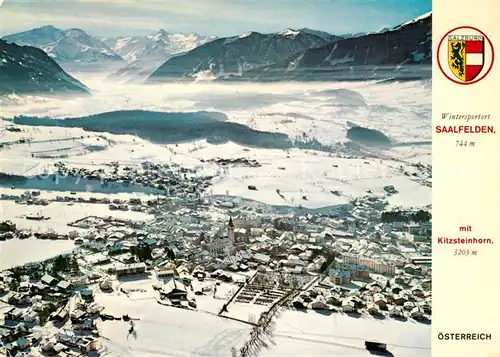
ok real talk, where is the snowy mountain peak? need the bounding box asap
[394,11,432,30]
[152,29,169,41]
[147,28,333,83]
[376,27,391,34]
[3,26,123,63]
[299,28,342,42]
[104,31,218,63]
[40,25,58,30]
[278,28,301,37]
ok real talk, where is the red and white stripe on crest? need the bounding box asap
[465,40,484,81]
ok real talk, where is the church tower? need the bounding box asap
[228,217,235,243]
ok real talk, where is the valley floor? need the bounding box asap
[0,78,431,357]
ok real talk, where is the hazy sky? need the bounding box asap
[0,0,431,37]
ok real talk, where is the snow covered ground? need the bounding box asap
[0,85,431,209]
[92,274,430,357]
[260,310,430,357]
[0,198,153,232]
[0,237,75,269]
[92,287,430,357]
[0,127,430,209]
[0,78,431,145]
[95,293,252,357]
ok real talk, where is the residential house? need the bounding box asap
[41,274,58,287]
[393,275,407,285]
[23,311,38,323]
[108,242,125,255]
[411,286,425,297]
[403,264,421,275]
[328,269,351,285]
[15,337,31,351]
[69,275,90,287]
[367,304,382,316]
[56,280,72,293]
[418,301,432,314]
[326,292,342,306]
[341,299,356,313]
[311,296,329,310]
[52,307,69,322]
[389,285,403,295]
[393,294,408,306]
[252,253,271,265]
[71,310,87,324]
[176,268,192,286]
[408,234,428,243]
[156,267,176,280]
[403,301,416,311]
[421,278,432,290]
[389,305,404,318]
[161,280,188,301]
[114,262,147,277]
[4,307,23,321]
[282,255,307,268]
[18,282,30,293]
[373,294,387,309]
[292,298,307,309]
[139,238,157,249]
[80,288,94,301]
[410,307,425,320]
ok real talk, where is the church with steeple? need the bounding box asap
[201,217,236,257]
[228,217,235,243]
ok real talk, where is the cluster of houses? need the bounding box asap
[0,262,103,356]
[52,160,213,198]
[0,156,433,355]
[305,254,432,320]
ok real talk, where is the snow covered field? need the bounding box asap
[95,294,252,357]
[0,78,431,145]
[92,281,430,357]
[92,286,430,357]
[0,76,431,210]
[0,198,153,233]
[0,237,75,269]
[260,310,430,356]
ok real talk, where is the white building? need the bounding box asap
[233,216,262,228]
[342,253,396,275]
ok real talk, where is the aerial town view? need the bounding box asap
[0,0,432,356]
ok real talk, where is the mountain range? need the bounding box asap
[101,30,217,63]
[3,26,122,63]
[2,25,219,82]
[146,29,333,83]
[147,12,432,83]
[227,12,432,82]
[102,30,218,82]
[0,12,432,96]
[2,26,219,65]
